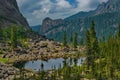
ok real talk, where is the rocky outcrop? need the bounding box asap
[95,0,120,15]
[0,0,29,28]
[0,62,19,80]
[0,31,85,63]
[40,17,63,33]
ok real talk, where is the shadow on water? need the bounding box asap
[13,61,28,69]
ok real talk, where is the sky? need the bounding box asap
[16,0,108,26]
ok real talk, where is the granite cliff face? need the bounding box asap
[0,0,29,28]
[40,17,63,33]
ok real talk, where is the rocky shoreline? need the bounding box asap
[7,51,83,63]
[1,33,85,63]
[0,62,19,80]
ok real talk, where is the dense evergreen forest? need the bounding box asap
[85,21,120,79]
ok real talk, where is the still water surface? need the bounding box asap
[14,57,85,72]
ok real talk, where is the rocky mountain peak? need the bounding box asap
[95,0,120,15]
[0,0,29,28]
[40,18,63,33]
[43,17,52,21]
[39,0,120,42]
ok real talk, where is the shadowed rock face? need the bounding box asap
[40,17,63,33]
[0,0,29,28]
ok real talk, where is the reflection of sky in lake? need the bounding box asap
[24,58,85,72]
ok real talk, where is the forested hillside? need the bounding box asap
[40,0,120,42]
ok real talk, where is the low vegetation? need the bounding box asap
[0,25,29,63]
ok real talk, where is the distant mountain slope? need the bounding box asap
[95,0,120,15]
[40,0,120,42]
[31,25,41,33]
[0,0,29,28]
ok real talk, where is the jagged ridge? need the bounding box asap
[40,0,120,42]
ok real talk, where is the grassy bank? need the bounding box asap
[0,54,8,63]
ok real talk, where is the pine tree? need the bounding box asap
[85,21,99,73]
[90,21,96,39]
[86,30,91,49]
[0,29,4,41]
[117,23,120,38]
[85,29,91,70]
[73,32,78,48]
[90,21,99,58]
[80,39,84,45]
[89,21,99,77]
[63,32,67,46]
[70,33,73,43]
[11,26,17,49]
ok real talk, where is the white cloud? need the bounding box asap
[16,0,27,7]
[30,0,74,24]
[76,0,91,9]
[56,0,72,8]
[16,0,108,26]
